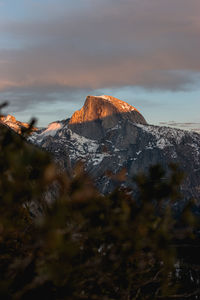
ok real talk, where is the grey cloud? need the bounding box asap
[0,0,200,91]
[0,85,94,126]
[159,121,200,133]
[0,85,90,112]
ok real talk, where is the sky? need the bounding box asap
[0,0,200,130]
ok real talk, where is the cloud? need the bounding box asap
[159,121,200,133]
[0,0,200,95]
[0,85,90,111]
[0,84,93,126]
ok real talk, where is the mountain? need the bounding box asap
[24,95,200,206]
[0,114,37,134]
[68,95,147,140]
[1,95,200,206]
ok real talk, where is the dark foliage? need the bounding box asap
[0,118,200,299]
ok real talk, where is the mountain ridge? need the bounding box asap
[29,95,200,205]
[1,95,200,205]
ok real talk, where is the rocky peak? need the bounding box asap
[69,95,147,125]
[68,95,147,140]
[0,114,16,123]
[0,114,37,134]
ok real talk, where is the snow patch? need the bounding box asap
[121,103,135,111]
[41,122,63,137]
[108,124,121,131]
[95,95,135,112]
[92,153,110,166]
[66,129,111,165]
[96,95,112,101]
[136,124,185,149]
[136,150,142,155]
[69,130,98,153]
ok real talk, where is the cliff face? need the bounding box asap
[68,95,147,139]
[69,95,147,124]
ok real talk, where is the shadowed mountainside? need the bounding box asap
[27,95,200,206]
[1,95,200,206]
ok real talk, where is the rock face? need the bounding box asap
[69,95,147,125]
[68,95,147,140]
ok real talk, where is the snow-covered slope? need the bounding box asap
[28,96,200,203]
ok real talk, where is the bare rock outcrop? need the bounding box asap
[0,114,37,134]
[68,95,147,139]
